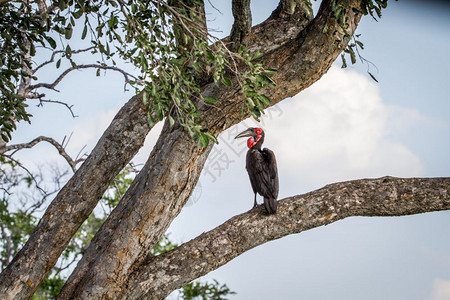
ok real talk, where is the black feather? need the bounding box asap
[246,147,279,214]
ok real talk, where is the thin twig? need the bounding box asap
[207,0,223,15]
[28,64,139,91]
[1,154,47,195]
[2,136,84,172]
[37,99,78,118]
[33,46,96,73]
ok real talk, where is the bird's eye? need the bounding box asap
[254,128,262,135]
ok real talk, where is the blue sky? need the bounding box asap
[11,0,450,299]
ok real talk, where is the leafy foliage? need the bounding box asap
[181,279,236,300]
[0,0,276,146]
[325,0,390,81]
[0,162,235,299]
[0,3,37,141]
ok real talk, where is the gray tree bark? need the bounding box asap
[124,177,450,299]
[1,1,448,299]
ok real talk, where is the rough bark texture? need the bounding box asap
[57,120,213,299]
[124,177,450,299]
[3,1,445,300]
[229,0,252,52]
[0,93,152,300]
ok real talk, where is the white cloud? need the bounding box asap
[430,278,450,300]
[221,66,424,192]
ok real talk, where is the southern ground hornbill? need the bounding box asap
[235,127,279,214]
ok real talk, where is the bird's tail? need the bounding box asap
[263,197,277,214]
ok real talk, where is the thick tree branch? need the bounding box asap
[229,0,252,52]
[125,177,450,299]
[2,136,83,172]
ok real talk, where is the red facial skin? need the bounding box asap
[247,128,263,148]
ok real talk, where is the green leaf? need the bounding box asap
[65,45,72,58]
[368,72,379,82]
[203,96,217,104]
[65,26,73,39]
[168,115,175,127]
[349,47,356,64]
[205,49,215,61]
[355,40,364,49]
[81,25,88,40]
[252,51,263,60]
[246,97,255,107]
[341,54,347,68]
[29,43,36,56]
[204,132,218,144]
[258,94,271,105]
[221,77,232,87]
[45,36,57,49]
[199,134,209,148]
[1,133,9,142]
[264,68,278,75]
[143,91,148,105]
[56,59,61,69]
[73,8,84,19]
[147,112,155,127]
[108,15,118,29]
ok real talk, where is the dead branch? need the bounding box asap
[28,64,139,92]
[0,154,47,195]
[37,99,78,118]
[2,136,84,172]
[33,47,96,73]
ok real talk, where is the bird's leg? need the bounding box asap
[253,193,257,208]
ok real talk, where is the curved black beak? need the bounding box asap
[235,128,255,139]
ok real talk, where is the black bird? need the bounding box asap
[235,127,279,214]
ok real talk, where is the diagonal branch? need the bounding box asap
[2,136,84,172]
[125,177,450,299]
